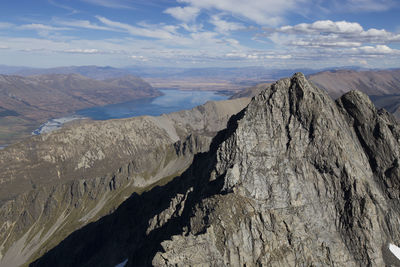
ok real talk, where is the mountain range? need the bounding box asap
[0,73,159,146]
[1,73,400,265]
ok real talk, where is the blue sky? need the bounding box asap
[0,0,399,69]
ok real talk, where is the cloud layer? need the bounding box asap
[0,0,398,68]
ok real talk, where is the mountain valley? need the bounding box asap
[1,73,400,266]
[0,73,160,146]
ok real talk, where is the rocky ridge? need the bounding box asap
[0,97,250,266]
[30,73,400,266]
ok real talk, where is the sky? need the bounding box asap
[0,0,399,69]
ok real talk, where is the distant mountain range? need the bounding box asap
[0,64,366,81]
[0,73,160,145]
[308,69,400,98]
[0,64,375,94]
[1,65,399,146]
[231,68,400,119]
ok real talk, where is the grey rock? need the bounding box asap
[153,73,400,266]
[0,97,250,266]
[30,73,400,267]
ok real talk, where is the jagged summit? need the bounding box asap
[23,73,400,266]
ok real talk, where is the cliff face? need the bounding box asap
[150,73,400,266]
[0,97,250,266]
[31,73,400,267]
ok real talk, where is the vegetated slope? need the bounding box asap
[0,73,160,145]
[0,97,250,266]
[32,73,400,266]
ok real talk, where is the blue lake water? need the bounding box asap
[76,89,228,120]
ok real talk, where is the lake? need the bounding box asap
[76,89,228,120]
[32,89,228,135]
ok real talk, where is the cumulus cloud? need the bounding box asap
[351,45,400,55]
[279,20,363,34]
[267,20,400,50]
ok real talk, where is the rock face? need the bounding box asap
[30,73,400,266]
[0,97,250,266]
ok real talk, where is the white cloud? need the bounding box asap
[290,40,362,47]
[18,24,70,31]
[48,0,79,14]
[351,45,399,55]
[279,20,363,34]
[95,16,176,39]
[268,20,400,50]
[265,55,292,59]
[130,55,148,61]
[173,0,305,26]
[164,6,200,23]
[0,22,14,29]
[277,20,400,43]
[55,19,117,31]
[210,15,245,34]
[225,51,292,60]
[63,48,100,54]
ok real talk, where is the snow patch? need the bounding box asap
[389,243,400,260]
[115,259,128,267]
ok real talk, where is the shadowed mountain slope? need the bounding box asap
[31,73,400,266]
[0,97,250,266]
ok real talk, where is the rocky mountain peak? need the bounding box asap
[30,73,400,266]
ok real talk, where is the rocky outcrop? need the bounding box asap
[31,73,400,266]
[0,97,250,266]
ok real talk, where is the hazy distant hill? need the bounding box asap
[308,69,400,98]
[0,73,160,145]
[11,65,132,80]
